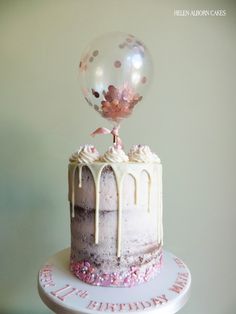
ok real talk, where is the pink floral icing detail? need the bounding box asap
[71,251,163,287]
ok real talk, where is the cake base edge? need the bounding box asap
[70,249,163,287]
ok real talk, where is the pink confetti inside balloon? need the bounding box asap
[79,32,153,125]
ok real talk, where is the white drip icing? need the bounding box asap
[125,173,138,205]
[116,175,123,258]
[71,165,77,218]
[78,165,83,188]
[142,170,152,213]
[69,162,163,257]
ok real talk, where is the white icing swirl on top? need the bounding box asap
[70,145,100,163]
[128,145,160,163]
[100,145,129,163]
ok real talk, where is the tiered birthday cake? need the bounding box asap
[69,144,163,287]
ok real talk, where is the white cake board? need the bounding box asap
[38,248,191,314]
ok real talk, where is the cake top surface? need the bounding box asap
[69,144,160,164]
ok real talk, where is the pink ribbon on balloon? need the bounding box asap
[91,126,123,148]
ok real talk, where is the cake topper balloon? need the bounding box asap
[79,32,153,146]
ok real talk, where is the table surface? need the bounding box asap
[38,248,191,314]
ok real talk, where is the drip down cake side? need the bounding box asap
[68,144,163,287]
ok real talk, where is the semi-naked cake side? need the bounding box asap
[68,144,163,287]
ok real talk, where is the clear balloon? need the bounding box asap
[79,32,153,125]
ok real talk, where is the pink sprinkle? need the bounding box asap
[70,250,162,287]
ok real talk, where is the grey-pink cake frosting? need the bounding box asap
[68,144,163,287]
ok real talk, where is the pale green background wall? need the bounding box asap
[0,0,235,313]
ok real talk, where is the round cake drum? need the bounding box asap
[38,248,191,314]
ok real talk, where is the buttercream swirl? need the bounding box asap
[100,145,129,163]
[128,145,160,163]
[70,145,100,163]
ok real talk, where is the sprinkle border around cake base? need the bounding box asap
[70,250,163,287]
